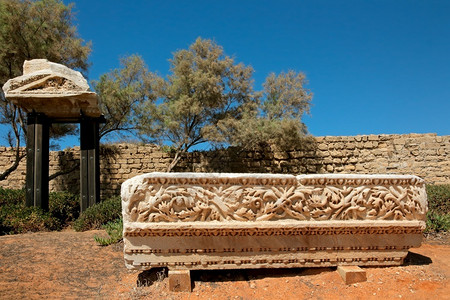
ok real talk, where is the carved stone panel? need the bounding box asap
[2,59,100,118]
[121,173,427,270]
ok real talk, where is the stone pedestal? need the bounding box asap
[337,266,367,284]
[168,270,191,292]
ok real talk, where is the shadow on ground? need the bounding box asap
[136,266,334,289]
[135,252,433,289]
[190,267,334,283]
[137,268,168,287]
[404,251,433,266]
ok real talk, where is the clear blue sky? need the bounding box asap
[4,0,450,148]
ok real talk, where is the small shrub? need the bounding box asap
[0,188,79,235]
[426,184,450,214]
[0,203,60,235]
[425,184,450,233]
[94,218,123,246]
[49,191,80,224]
[73,196,122,232]
[0,187,26,206]
[425,211,450,233]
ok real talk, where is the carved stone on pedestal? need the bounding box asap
[2,59,103,212]
[2,59,101,118]
[121,173,427,291]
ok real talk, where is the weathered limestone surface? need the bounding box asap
[2,59,100,118]
[121,173,427,271]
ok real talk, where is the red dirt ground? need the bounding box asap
[0,230,449,299]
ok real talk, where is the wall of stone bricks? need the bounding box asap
[0,133,448,198]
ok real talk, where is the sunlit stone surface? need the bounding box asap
[2,59,100,118]
[122,173,427,270]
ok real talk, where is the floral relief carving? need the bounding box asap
[125,175,427,223]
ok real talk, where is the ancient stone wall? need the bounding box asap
[0,133,448,197]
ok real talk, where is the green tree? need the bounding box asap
[138,38,257,171]
[97,38,312,172]
[92,55,159,140]
[0,0,91,180]
[214,70,313,150]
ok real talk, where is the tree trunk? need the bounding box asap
[0,148,25,181]
[166,149,186,172]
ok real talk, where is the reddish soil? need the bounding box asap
[0,230,449,300]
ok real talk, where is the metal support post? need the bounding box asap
[25,113,49,210]
[80,117,100,212]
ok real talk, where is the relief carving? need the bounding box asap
[122,173,427,271]
[123,174,427,223]
[2,59,101,118]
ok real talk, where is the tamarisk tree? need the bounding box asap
[97,38,313,172]
[0,0,91,180]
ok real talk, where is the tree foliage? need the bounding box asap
[214,70,312,150]
[0,0,90,83]
[0,0,91,180]
[97,38,313,171]
[139,38,257,171]
[92,55,158,140]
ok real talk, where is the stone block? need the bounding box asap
[337,266,367,284]
[168,270,191,292]
[346,143,356,150]
[2,59,100,118]
[318,144,328,151]
[344,165,356,171]
[364,142,375,149]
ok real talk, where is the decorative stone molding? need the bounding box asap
[122,173,427,273]
[2,59,100,118]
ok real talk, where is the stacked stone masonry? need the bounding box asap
[0,133,448,196]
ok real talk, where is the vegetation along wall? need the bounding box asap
[0,133,448,198]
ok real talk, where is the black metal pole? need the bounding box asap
[80,117,100,212]
[25,112,49,210]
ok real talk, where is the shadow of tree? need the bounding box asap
[174,136,322,175]
[51,150,80,194]
[99,144,122,198]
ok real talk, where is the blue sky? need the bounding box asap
[3,0,450,148]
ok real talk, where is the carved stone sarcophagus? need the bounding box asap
[121,173,427,271]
